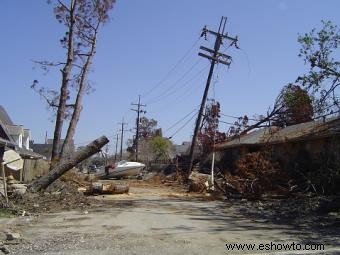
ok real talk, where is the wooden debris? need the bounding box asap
[188,172,211,192]
[83,182,129,195]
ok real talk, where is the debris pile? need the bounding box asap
[141,167,184,185]
[6,175,27,196]
[10,179,92,213]
[1,176,27,200]
[231,151,289,196]
[188,172,211,192]
[188,152,291,198]
[0,169,130,215]
[58,170,129,195]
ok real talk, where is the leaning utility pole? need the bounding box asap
[118,118,128,161]
[131,95,146,162]
[188,16,238,174]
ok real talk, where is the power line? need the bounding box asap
[142,36,202,98]
[219,119,238,125]
[165,106,200,132]
[220,112,259,121]
[147,64,208,105]
[147,81,203,115]
[145,59,203,104]
[168,109,198,139]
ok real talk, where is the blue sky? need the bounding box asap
[1,0,339,151]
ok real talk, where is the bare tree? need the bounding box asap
[32,0,115,168]
[60,0,114,159]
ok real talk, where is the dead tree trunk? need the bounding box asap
[29,136,109,192]
[60,28,98,158]
[50,0,77,170]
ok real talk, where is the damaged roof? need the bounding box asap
[0,105,14,126]
[17,147,45,159]
[0,119,15,149]
[216,116,340,150]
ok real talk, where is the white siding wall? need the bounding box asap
[11,134,22,148]
[23,129,31,150]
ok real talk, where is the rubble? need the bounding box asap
[208,152,291,198]
[188,172,211,192]
[6,175,27,196]
[0,245,9,254]
[0,169,134,215]
[5,231,21,241]
[8,179,93,214]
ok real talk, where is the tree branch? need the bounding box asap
[57,0,71,12]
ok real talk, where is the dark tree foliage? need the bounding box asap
[127,117,158,157]
[227,115,249,137]
[138,117,158,138]
[198,100,226,155]
[226,84,313,138]
[272,84,314,127]
[297,20,340,116]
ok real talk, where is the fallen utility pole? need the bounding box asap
[131,95,146,162]
[188,16,238,175]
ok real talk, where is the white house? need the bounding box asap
[6,125,31,150]
[0,106,31,150]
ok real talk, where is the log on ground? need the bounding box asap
[83,182,129,195]
[29,136,109,192]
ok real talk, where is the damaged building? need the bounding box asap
[215,117,340,193]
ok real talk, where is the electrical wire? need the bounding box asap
[147,64,208,105]
[238,47,251,78]
[142,36,202,98]
[165,105,200,132]
[220,112,259,121]
[168,109,198,139]
[219,119,240,125]
[158,79,204,110]
[145,59,203,104]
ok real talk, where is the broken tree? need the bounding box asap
[29,136,109,192]
[31,0,115,169]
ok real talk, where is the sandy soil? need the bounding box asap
[1,183,340,255]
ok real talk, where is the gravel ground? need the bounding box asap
[1,184,340,255]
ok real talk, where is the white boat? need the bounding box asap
[104,160,145,178]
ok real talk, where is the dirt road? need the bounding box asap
[2,184,340,254]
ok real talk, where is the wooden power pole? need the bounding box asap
[131,95,146,162]
[188,16,238,174]
[114,132,119,163]
[118,118,128,161]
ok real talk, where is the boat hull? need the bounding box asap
[105,161,145,179]
[107,166,144,178]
